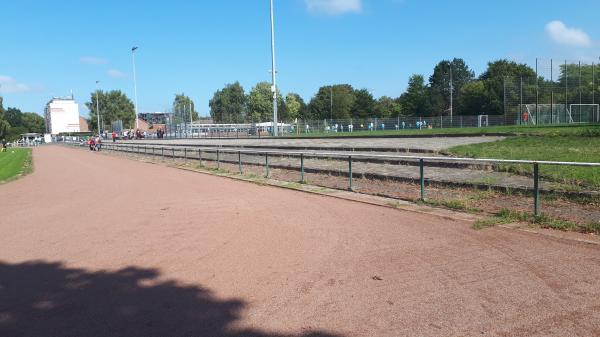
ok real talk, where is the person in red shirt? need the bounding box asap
[112,131,117,142]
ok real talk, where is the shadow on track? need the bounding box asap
[0,261,342,337]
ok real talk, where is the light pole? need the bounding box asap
[270,0,278,136]
[95,81,101,135]
[131,46,139,130]
[449,65,453,124]
[330,86,333,120]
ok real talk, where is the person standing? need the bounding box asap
[95,135,102,151]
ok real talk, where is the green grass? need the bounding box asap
[284,124,600,138]
[473,208,600,234]
[449,135,600,188]
[0,148,33,183]
[418,198,481,213]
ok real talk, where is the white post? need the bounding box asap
[270,0,278,136]
[132,46,139,130]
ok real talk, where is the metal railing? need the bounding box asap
[82,143,600,217]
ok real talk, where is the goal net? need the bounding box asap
[568,104,599,123]
[524,104,568,125]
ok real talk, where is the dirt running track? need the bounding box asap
[1,146,599,337]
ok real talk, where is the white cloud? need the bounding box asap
[80,56,108,65]
[305,0,362,15]
[107,69,125,78]
[545,21,591,47]
[0,75,32,93]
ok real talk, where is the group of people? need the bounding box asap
[156,127,165,139]
[87,136,102,152]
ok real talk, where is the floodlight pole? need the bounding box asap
[330,86,333,120]
[270,0,278,136]
[95,81,101,135]
[449,66,453,125]
[132,46,139,130]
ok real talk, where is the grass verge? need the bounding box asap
[0,148,33,183]
[449,135,600,188]
[286,124,600,138]
[473,208,600,234]
[418,198,481,213]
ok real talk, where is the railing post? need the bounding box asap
[198,149,202,166]
[265,153,270,178]
[184,148,187,163]
[238,151,242,174]
[300,153,305,183]
[172,148,175,161]
[533,163,540,217]
[348,155,353,191]
[420,158,425,201]
[217,149,220,169]
[161,147,164,160]
[152,146,154,156]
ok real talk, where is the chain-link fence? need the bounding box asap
[504,59,599,125]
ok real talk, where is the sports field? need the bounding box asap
[0,148,32,183]
[1,146,599,336]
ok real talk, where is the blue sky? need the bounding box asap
[1,0,599,117]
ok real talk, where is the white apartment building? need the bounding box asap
[44,97,80,134]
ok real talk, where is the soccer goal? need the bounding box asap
[568,104,600,123]
[477,115,488,128]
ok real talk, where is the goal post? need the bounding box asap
[568,104,600,123]
[477,115,488,128]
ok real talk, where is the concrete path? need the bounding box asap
[1,146,599,337]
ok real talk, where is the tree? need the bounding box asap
[86,90,135,131]
[308,84,356,120]
[247,82,283,123]
[399,75,432,117]
[429,58,475,116]
[479,60,536,115]
[0,97,10,141]
[22,113,45,134]
[209,82,247,123]
[351,89,375,119]
[282,93,306,121]
[5,107,23,127]
[172,93,198,124]
[458,81,488,115]
[374,96,402,118]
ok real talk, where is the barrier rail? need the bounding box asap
[77,142,600,218]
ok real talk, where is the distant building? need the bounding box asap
[79,116,89,132]
[44,97,80,134]
[138,111,174,125]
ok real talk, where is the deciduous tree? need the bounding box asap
[86,90,135,131]
[209,82,247,123]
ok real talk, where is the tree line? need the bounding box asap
[0,97,46,141]
[209,59,598,123]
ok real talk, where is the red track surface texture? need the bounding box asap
[1,146,599,337]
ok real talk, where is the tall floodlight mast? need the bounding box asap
[132,46,139,130]
[270,0,278,136]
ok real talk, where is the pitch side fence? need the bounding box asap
[78,143,600,218]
